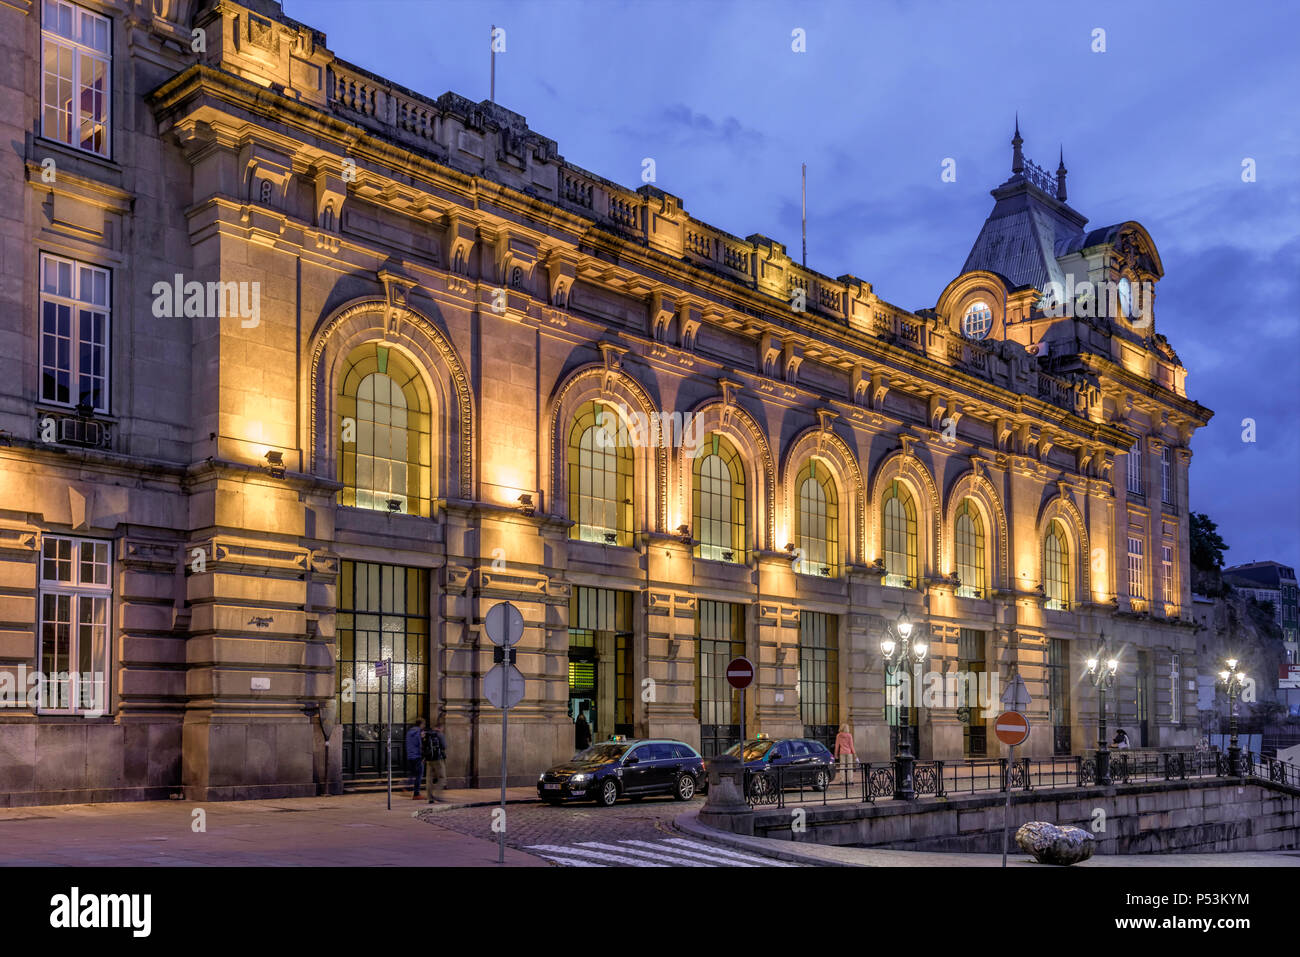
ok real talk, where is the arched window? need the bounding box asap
[795,460,838,576]
[954,499,986,598]
[337,343,432,516]
[567,401,633,546]
[694,433,746,562]
[881,480,917,588]
[1044,520,1071,610]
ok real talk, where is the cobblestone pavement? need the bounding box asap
[419,796,798,867]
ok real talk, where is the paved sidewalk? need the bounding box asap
[674,811,1300,867]
[0,792,547,867]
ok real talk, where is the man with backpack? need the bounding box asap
[405,717,426,801]
[423,713,449,801]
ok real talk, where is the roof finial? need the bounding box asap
[1056,145,1067,202]
[1012,114,1024,174]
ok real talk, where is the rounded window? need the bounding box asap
[962,301,993,340]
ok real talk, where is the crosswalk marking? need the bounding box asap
[616,839,757,867]
[525,843,668,867]
[575,841,716,867]
[533,854,605,867]
[525,837,792,867]
[662,837,798,866]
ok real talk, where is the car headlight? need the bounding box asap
[538,773,546,782]
[570,773,589,783]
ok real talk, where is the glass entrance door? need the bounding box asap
[337,562,429,778]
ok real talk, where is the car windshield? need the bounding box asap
[725,741,773,762]
[572,744,629,764]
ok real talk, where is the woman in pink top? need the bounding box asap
[833,723,856,785]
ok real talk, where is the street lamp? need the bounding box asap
[1084,639,1120,786]
[1217,658,1247,776]
[881,608,927,800]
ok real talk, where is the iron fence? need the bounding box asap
[738,750,1300,808]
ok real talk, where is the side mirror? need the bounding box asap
[624,755,639,765]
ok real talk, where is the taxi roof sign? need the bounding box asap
[608,734,628,743]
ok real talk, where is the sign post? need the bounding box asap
[996,673,1032,867]
[375,658,392,810]
[726,657,756,756]
[484,601,525,865]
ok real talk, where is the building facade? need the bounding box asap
[1222,562,1299,662]
[0,0,1213,805]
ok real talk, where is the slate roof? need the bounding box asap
[1223,562,1298,589]
[962,174,1088,292]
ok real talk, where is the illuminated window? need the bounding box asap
[1128,537,1146,600]
[39,253,109,412]
[567,401,633,546]
[694,434,746,562]
[954,499,985,598]
[41,0,111,157]
[1044,520,1070,610]
[337,343,432,517]
[1162,545,1174,605]
[1126,443,1143,495]
[799,612,839,750]
[795,460,838,576]
[962,301,992,340]
[39,535,110,714]
[882,480,917,587]
[1161,446,1174,505]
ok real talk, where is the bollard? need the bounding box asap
[697,754,754,836]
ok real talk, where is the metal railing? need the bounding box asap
[739,751,1300,808]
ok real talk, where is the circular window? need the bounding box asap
[962,301,993,340]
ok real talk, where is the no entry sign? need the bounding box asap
[994,710,1030,747]
[725,656,755,690]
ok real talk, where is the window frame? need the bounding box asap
[38,533,112,715]
[1128,536,1146,601]
[953,498,986,598]
[795,459,839,577]
[38,252,111,413]
[1126,443,1144,496]
[881,479,917,588]
[1043,520,1071,611]
[567,400,634,546]
[693,433,747,563]
[40,0,112,159]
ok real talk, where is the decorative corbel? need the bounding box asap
[650,290,677,342]
[377,268,417,338]
[851,364,870,406]
[869,371,890,410]
[719,378,741,430]
[598,342,628,397]
[759,333,782,378]
[782,342,803,385]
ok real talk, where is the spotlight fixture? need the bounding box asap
[721,550,735,562]
[517,493,535,517]
[263,449,285,478]
[785,542,797,553]
[603,532,617,544]
[386,498,401,513]
[677,524,691,544]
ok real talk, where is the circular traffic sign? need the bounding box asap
[485,601,524,647]
[994,710,1030,747]
[725,656,755,690]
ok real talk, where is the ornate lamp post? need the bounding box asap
[1085,641,1119,786]
[1218,658,1247,776]
[881,609,927,800]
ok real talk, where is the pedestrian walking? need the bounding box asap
[405,717,426,800]
[423,713,449,800]
[574,706,592,752]
[833,723,856,785]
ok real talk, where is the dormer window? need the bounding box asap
[962,301,992,340]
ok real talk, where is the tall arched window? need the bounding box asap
[337,343,432,516]
[568,401,633,545]
[954,499,986,598]
[795,460,838,576]
[881,480,917,587]
[694,433,746,562]
[1044,520,1071,610]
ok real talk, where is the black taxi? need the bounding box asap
[726,734,837,792]
[537,736,706,806]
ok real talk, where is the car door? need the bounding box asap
[648,742,684,793]
[787,739,814,785]
[620,744,656,794]
[766,740,795,787]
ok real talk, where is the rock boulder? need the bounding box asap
[1014,821,1095,865]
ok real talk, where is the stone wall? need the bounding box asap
[750,779,1300,854]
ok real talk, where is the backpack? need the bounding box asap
[423,729,446,760]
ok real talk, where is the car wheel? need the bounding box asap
[812,769,829,792]
[597,779,619,807]
[674,773,696,801]
[747,774,771,799]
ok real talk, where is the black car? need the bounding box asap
[726,737,837,794]
[538,738,705,806]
